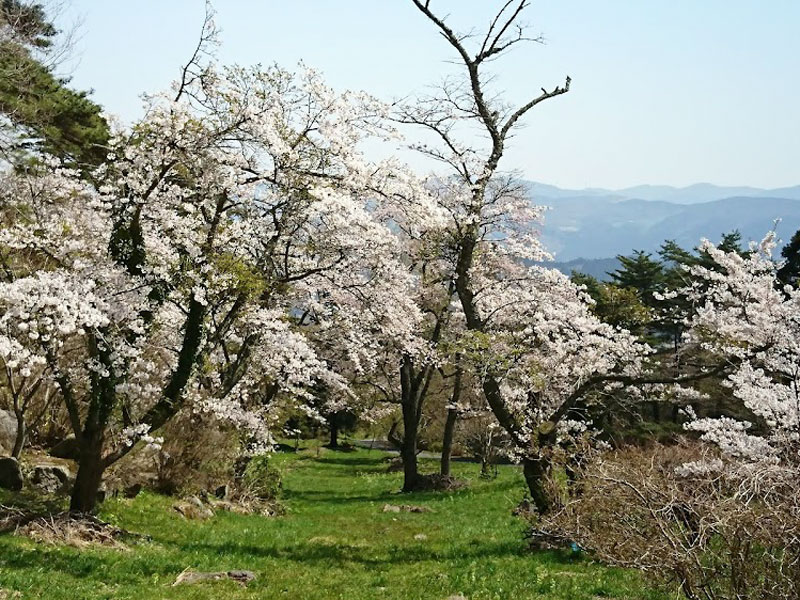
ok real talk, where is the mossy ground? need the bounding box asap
[0,446,663,599]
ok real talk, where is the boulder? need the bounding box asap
[122,483,143,499]
[0,410,17,455]
[0,457,23,491]
[49,436,81,460]
[173,495,214,520]
[30,465,72,494]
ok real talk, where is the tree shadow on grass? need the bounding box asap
[159,537,526,567]
[0,541,186,582]
[312,455,388,468]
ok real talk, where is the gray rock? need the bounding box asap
[173,569,255,586]
[0,410,17,455]
[123,483,143,498]
[0,457,23,491]
[173,496,214,520]
[49,436,81,460]
[30,465,72,494]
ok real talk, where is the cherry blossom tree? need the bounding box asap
[403,1,648,510]
[536,238,800,599]
[679,233,800,469]
[0,22,437,509]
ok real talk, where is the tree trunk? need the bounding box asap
[400,394,419,491]
[70,430,105,513]
[11,408,25,459]
[440,361,462,477]
[328,413,339,448]
[522,455,554,515]
[440,408,458,476]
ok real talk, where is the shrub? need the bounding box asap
[107,410,240,496]
[534,442,800,600]
[241,454,282,501]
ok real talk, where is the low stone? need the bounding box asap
[172,569,255,586]
[173,496,214,520]
[49,436,81,460]
[385,458,404,473]
[30,465,72,494]
[0,457,23,491]
[122,483,143,499]
[381,503,432,514]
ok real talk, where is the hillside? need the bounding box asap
[528,185,800,261]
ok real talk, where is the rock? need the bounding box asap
[385,457,404,473]
[173,496,214,520]
[512,498,534,517]
[49,436,81,460]
[30,465,72,494]
[0,410,17,455]
[172,569,255,587]
[381,503,432,514]
[0,457,23,491]
[122,483,143,499]
[403,504,432,513]
[414,533,428,541]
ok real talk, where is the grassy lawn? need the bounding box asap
[0,447,663,599]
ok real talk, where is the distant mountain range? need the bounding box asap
[527,182,800,204]
[526,182,800,266]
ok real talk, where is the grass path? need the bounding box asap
[0,448,663,599]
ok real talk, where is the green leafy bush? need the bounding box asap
[241,454,282,500]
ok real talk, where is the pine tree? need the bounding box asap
[777,229,800,288]
[0,1,109,171]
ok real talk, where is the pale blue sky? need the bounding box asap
[61,1,799,190]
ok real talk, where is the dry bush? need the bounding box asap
[106,410,240,496]
[534,441,800,600]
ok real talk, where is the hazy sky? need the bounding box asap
[61,1,799,190]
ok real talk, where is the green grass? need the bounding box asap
[0,447,664,599]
